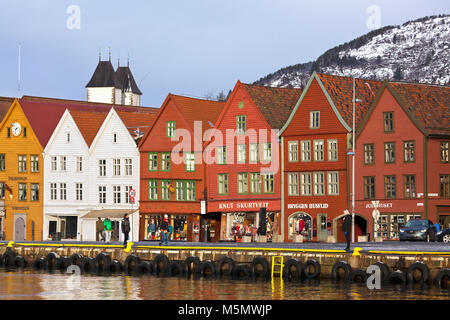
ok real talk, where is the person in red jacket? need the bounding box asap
[298,219,305,235]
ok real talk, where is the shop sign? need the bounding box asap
[287,203,329,209]
[218,201,270,210]
[201,201,206,214]
[365,202,393,209]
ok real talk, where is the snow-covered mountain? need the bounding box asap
[254,15,450,87]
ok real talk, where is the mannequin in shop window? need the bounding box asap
[298,219,305,235]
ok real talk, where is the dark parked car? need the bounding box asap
[399,219,437,242]
[437,228,450,243]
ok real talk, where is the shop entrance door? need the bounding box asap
[438,214,450,230]
[14,215,26,241]
[317,214,328,241]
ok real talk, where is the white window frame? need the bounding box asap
[288,141,298,162]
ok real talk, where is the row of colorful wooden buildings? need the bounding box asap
[0,59,448,243]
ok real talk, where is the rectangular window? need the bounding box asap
[327,139,338,161]
[76,183,83,201]
[113,185,122,203]
[113,159,121,176]
[384,175,396,199]
[249,144,258,164]
[59,183,67,200]
[384,142,395,163]
[250,173,261,194]
[31,184,39,201]
[124,185,133,204]
[23,127,27,138]
[288,173,299,196]
[217,146,226,165]
[440,174,450,197]
[161,153,171,172]
[99,159,107,176]
[77,156,83,172]
[310,111,320,128]
[313,140,324,161]
[167,121,176,138]
[313,172,325,195]
[403,141,415,163]
[161,180,171,200]
[218,174,229,195]
[363,176,375,199]
[98,186,106,204]
[50,183,57,200]
[0,154,5,171]
[262,143,272,162]
[7,128,10,138]
[60,156,66,171]
[383,112,394,132]
[327,171,339,195]
[236,115,246,134]
[148,180,158,200]
[175,181,184,201]
[288,141,298,162]
[185,152,195,172]
[301,140,311,162]
[185,181,196,201]
[301,173,312,196]
[363,144,375,165]
[403,175,416,198]
[148,153,158,171]
[237,173,248,194]
[263,173,275,193]
[125,159,132,176]
[18,155,27,173]
[19,183,27,201]
[237,144,246,164]
[0,182,4,200]
[51,156,57,171]
[440,142,449,163]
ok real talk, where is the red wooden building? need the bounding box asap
[205,81,302,242]
[138,94,225,242]
[280,72,382,242]
[355,82,450,240]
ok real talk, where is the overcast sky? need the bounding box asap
[0,0,448,107]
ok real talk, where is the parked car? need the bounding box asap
[436,228,450,243]
[399,219,437,242]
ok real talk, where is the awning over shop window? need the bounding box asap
[81,209,138,220]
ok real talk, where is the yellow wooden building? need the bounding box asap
[0,99,43,241]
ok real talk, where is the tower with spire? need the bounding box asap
[85,52,143,106]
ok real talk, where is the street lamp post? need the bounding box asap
[352,78,355,243]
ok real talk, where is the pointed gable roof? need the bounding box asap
[387,82,449,136]
[316,73,384,129]
[85,60,119,88]
[115,66,142,95]
[241,83,303,130]
[69,110,109,147]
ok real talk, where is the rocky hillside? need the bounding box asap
[254,15,450,87]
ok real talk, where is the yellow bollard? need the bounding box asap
[124,242,134,253]
[7,241,14,248]
[352,247,362,256]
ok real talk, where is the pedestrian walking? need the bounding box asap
[96,217,104,241]
[342,212,352,252]
[121,213,131,248]
[160,214,169,245]
[104,216,112,243]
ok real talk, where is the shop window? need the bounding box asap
[288,213,312,240]
[172,215,188,241]
[144,215,162,240]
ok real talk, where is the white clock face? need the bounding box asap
[11,122,21,136]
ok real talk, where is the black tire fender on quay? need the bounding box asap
[282,258,303,281]
[232,264,251,279]
[385,270,407,285]
[69,253,83,266]
[251,257,269,279]
[184,256,201,276]
[435,268,450,289]
[200,261,216,278]
[124,254,141,274]
[78,257,98,273]
[351,269,368,283]
[153,254,169,275]
[303,259,321,279]
[136,261,154,275]
[331,261,353,281]
[110,260,123,273]
[45,252,60,270]
[407,261,430,284]
[55,257,71,271]
[374,261,391,282]
[165,261,185,277]
[14,256,26,269]
[33,257,47,270]
[2,250,17,268]
[95,252,112,273]
[216,256,235,277]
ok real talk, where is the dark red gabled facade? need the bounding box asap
[355,82,450,240]
[280,72,383,242]
[138,94,225,242]
[205,81,302,242]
